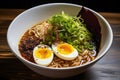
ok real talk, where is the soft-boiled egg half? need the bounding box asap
[33,44,53,66]
[52,43,78,60]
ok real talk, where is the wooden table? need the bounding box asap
[0,9,120,80]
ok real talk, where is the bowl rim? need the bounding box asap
[7,3,113,70]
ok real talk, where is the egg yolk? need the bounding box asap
[34,48,52,59]
[57,43,74,55]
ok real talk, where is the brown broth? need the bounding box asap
[19,31,41,62]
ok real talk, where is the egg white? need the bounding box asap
[33,44,53,66]
[52,43,78,60]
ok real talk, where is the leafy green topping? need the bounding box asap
[45,11,94,52]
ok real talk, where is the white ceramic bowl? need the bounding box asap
[7,3,113,78]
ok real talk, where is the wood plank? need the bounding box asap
[99,12,120,24]
[0,9,24,20]
[0,51,15,58]
[0,20,11,51]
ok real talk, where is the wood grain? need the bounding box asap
[0,9,120,80]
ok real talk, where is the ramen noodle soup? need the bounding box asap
[19,12,98,68]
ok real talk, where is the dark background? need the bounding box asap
[0,0,119,12]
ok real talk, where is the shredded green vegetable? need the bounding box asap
[45,11,94,52]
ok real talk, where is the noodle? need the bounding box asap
[48,50,95,68]
[28,21,52,40]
